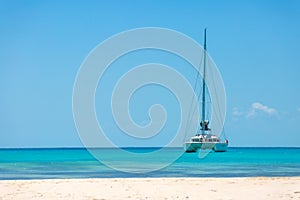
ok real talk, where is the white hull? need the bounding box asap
[184,142,228,153]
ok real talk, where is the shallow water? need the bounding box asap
[0,147,299,179]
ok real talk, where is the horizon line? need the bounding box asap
[0,146,299,150]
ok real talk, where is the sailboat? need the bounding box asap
[184,29,228,153]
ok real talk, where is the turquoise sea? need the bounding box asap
[0,147,299,180]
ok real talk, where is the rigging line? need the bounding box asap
[194,55,207,120]
[184,49,205,139]
[222,126,227,140]
[208,60,226,138]
[184,51,204,137]
[207,62,222,129]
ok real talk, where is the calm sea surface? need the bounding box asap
[0,147,299,180]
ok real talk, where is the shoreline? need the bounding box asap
[1,177,299,200]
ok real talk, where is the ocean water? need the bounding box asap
[0,147,299,180]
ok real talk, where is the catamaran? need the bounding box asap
[184,29,228,153]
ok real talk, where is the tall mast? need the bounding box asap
[201,29,207,125]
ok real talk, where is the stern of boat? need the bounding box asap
[184,142,197,153]
[213,142,228,152]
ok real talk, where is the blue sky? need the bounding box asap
[0,0,300,147]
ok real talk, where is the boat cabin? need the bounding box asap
[191,134,221,143]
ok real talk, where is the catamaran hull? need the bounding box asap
[213,143,228,152]
[184,142,228,153]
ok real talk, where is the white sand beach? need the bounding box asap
[0,177,299,200]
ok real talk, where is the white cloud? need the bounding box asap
[298,108,300,112]
[232,107,243,116]
[246,102,278,118]
[251,102,277,115]
[246,109,256,118]
[233,102,278,118]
